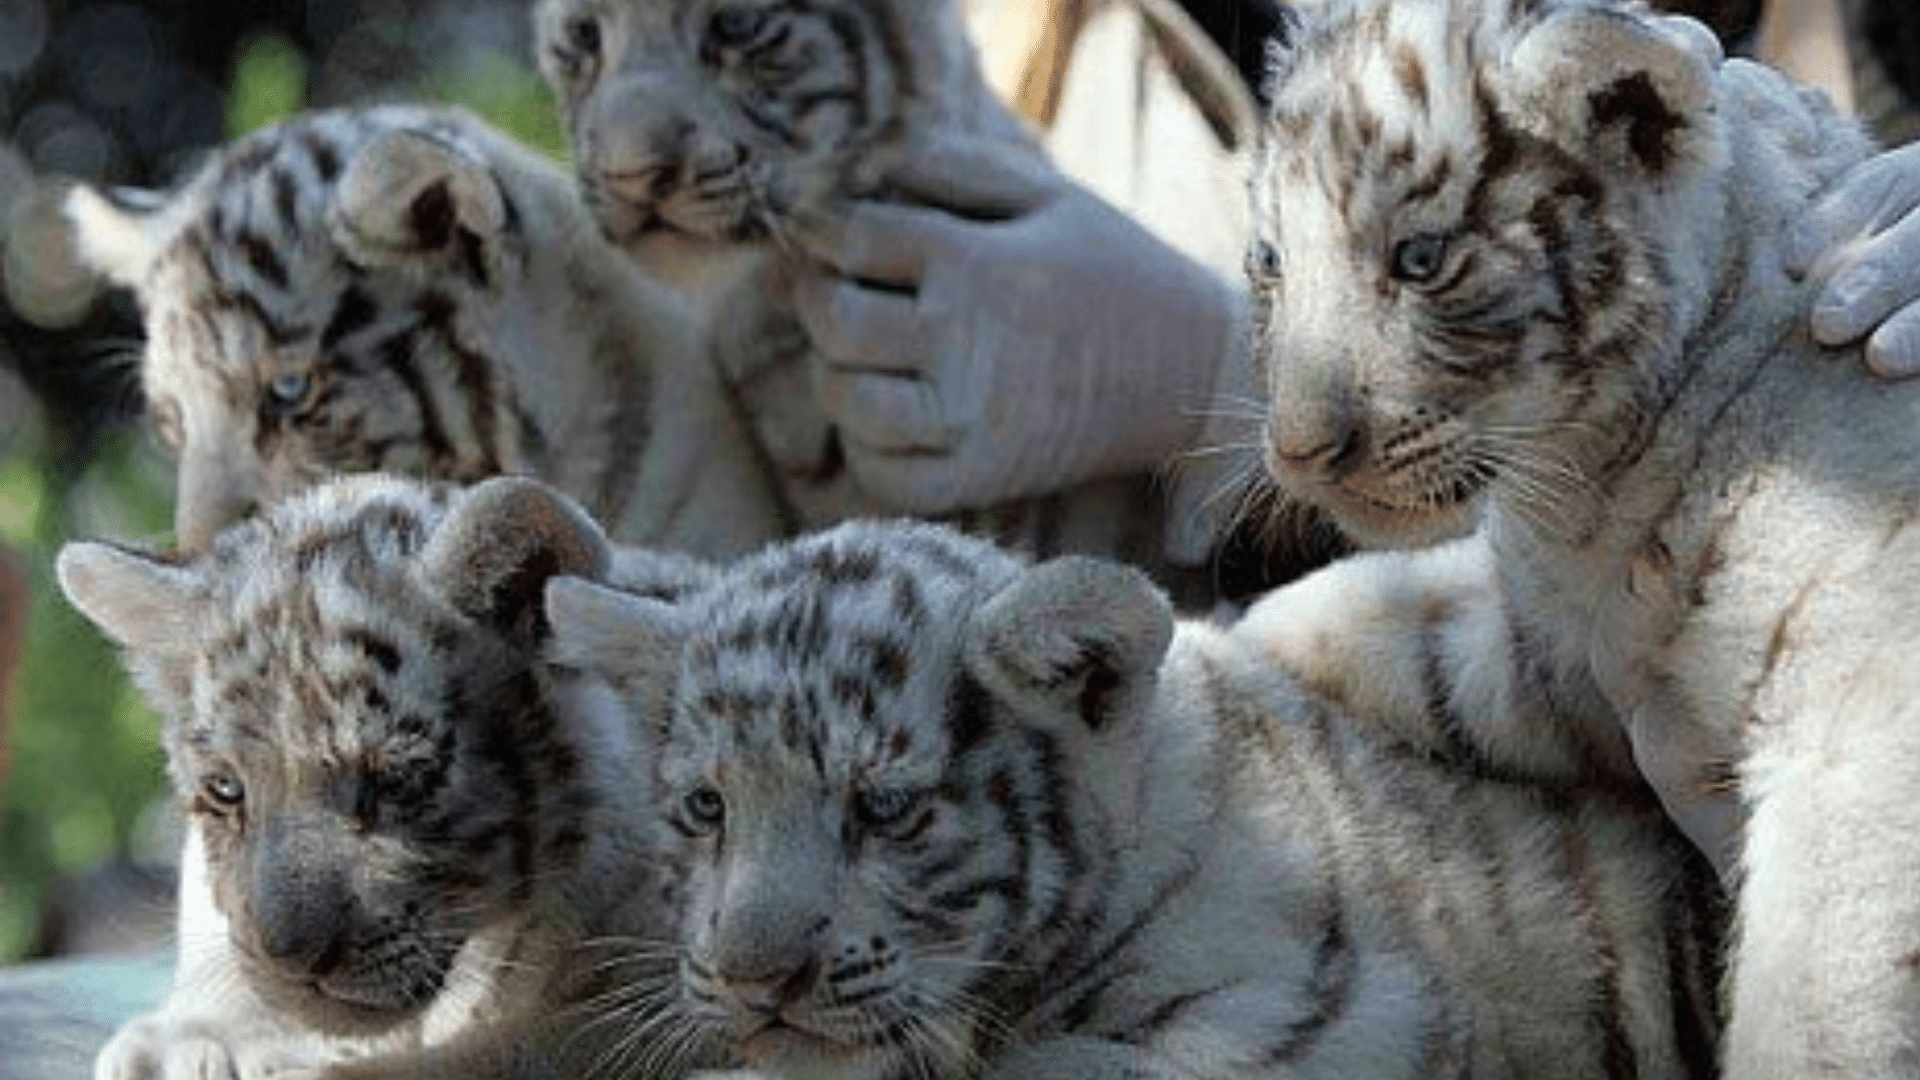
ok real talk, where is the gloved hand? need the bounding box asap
[790,131,1245,515]
[1787,139,1920,377]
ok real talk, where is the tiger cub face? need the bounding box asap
[1246,0,1731,548]
[65,105,641,551]
[56,475,637,1039]
[535,0,1008,249]
[547,521,1160,1080]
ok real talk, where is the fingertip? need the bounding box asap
[1810,265,1885,346]
[1866,312,1920,380]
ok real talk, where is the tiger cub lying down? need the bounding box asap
[58,475,708,1080]
[60,472,1721,1080]
[548,518,1726,1080]
[66,104,783,556]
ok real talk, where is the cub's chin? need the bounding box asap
[737,1025,896,1080]
[1272,469,1486,551]
[243,935,465,1039]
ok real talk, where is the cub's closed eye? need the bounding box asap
[708,6,768,47]
[855,786,923,829]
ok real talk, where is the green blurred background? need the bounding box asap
[0,0,566,964]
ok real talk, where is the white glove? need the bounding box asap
[790,131,1244,514]
[1787,139,1920,377]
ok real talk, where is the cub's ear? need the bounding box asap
[422,477,610,640]
[64,184,171,290]
[1503,4,1717,178]
[545,575,686,685]
[328,126,506,269]
[963,557,1173,735]
[55,541,204,653]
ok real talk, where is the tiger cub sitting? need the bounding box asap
[66,104,783,555]
[532,0,1217,597]
[546,519,1724,1080]
[57,474,706,1080]
[1249,0,1920,1074]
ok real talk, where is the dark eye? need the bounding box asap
[683,786,726,831]
[569,14,602,56]
[266,371,312,410]
[855,787,923,832]
[202,773,246,813]
[1246,238,1283,282]
[708,6,767,48]
[1391,232,1450,284]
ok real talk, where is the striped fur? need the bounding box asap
[547,519,1724,1080]
[56,475,706,1080]
[535,0,1222,602]
[1248,1,1920,1075]
[66,104,783,556]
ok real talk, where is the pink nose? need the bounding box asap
[1266,422,1359,480]
[721,958,820,1015]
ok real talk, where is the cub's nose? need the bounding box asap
[720,957,821,1015]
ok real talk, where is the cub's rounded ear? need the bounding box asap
[1503,4,1717,178]
[55,541,203,653]
[545,575,686,683]
[963,557,1173,735]
[328,126,506,271]
[64,183,171,291]
[423,477,610,640]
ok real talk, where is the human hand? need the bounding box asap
[1787,139,1920,377]
[790,131,1243,514]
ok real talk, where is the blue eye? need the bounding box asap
[1391,232,1450,284]
[202,772,246,811]
[267,372,311,408]
[684,786,726,831]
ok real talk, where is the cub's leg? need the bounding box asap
[1727,686,1920,1079]
[95,832,337,1080]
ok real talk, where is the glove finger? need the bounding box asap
[1866,300,1920,379]
[1787,143,1920,274]
[792,268,932,374]
[883,129,1061,219]
[1809,204,1920,346]
[811,364,956,452]
[794,200,962,286]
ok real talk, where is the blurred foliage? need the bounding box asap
[225,32,309,139]
[0,1,569,964]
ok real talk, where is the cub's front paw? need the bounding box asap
[95,1013,325,1080]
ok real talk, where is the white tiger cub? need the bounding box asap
[531,0,1225,598]
[1249,0,1920,1074]
[66,104,783,555]
[545,519,1725,1080]
[57,474,709,1080]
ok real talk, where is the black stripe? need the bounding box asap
[376,327,457,467]
[238,230,290,290]
[321,286,380,351]
[416,291,501,473]
[1260,906,1358,1066]
[206,284,307,346]
[1562,826,1640,1080]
